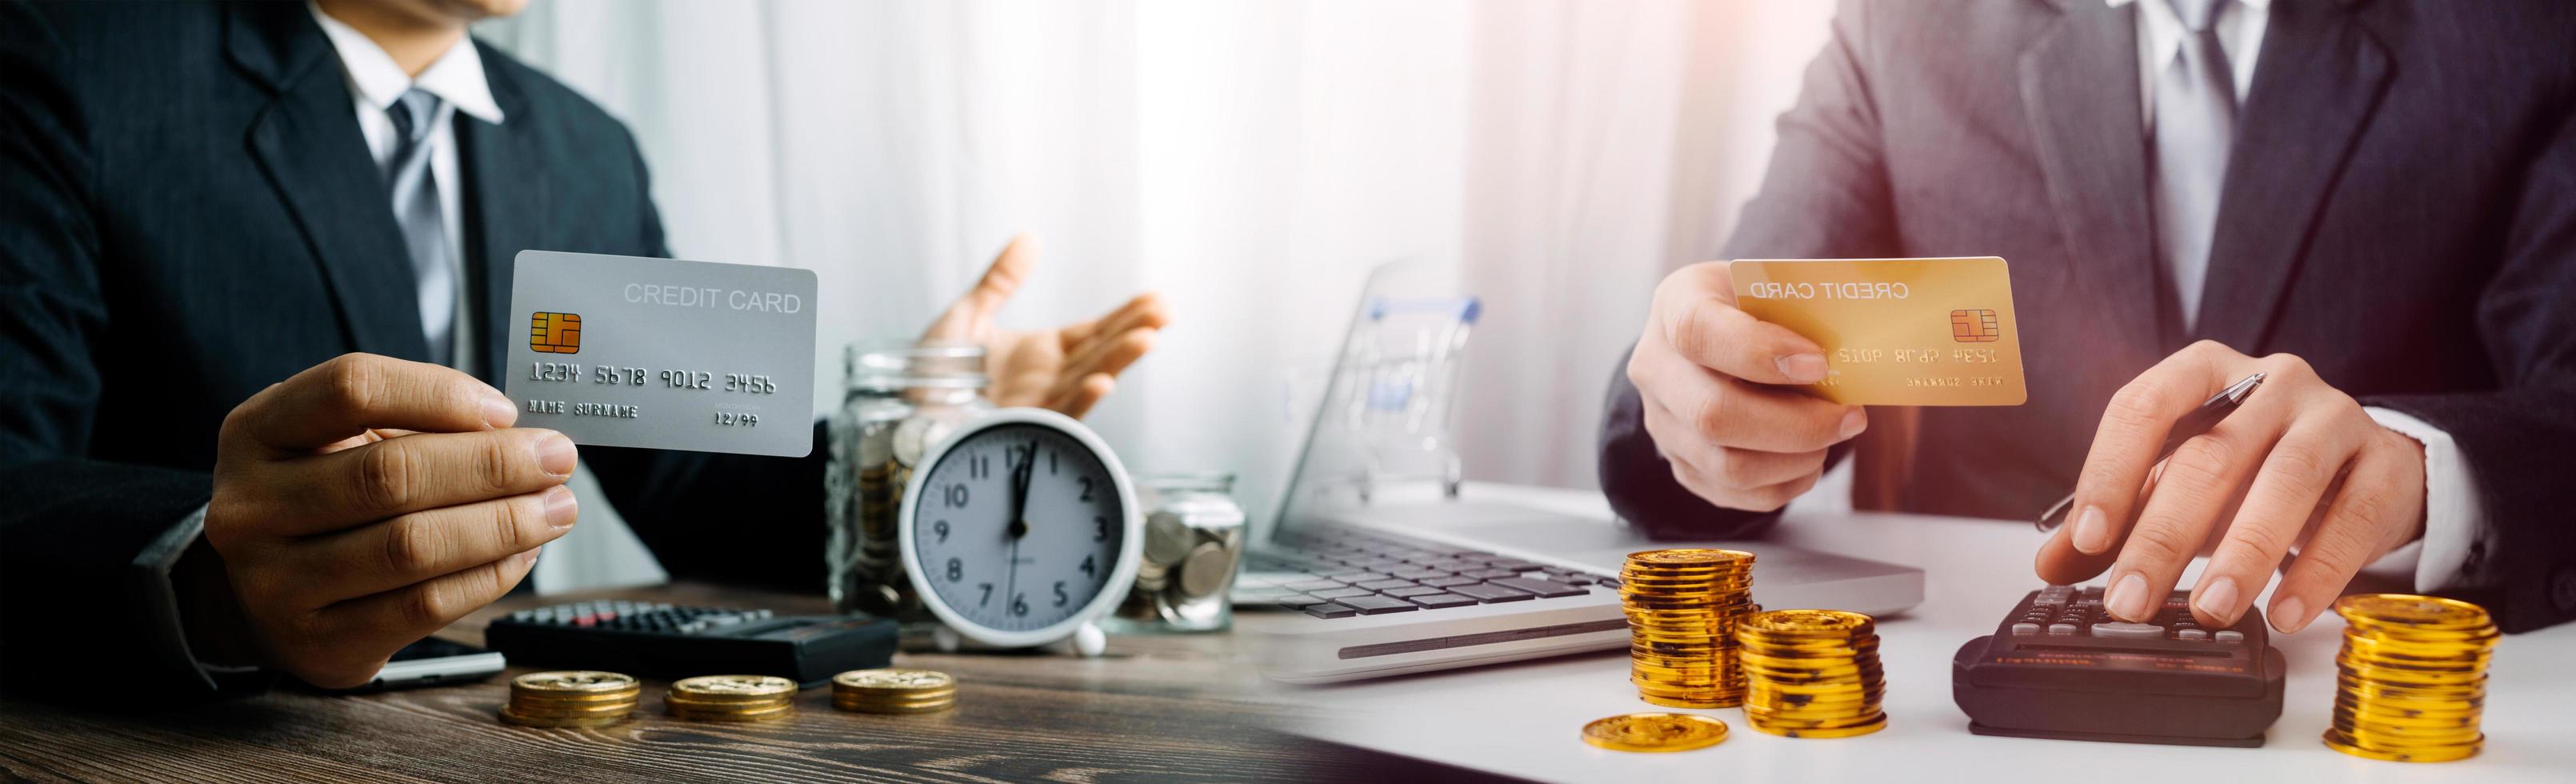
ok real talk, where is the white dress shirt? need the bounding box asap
[2108,0,2488,593]
[308,2,502,377]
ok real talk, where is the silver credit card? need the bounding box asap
[502,250,817,457]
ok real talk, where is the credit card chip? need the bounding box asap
[530,311,582,354]
[1950,309,1999,342]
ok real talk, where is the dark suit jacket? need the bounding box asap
[1599,0,2576,632]
[0,2,826,698]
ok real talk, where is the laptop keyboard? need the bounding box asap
[1242,526,1617,619]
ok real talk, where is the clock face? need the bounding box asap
[907,421,1131,637]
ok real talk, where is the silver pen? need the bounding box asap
[2035,372,2267,532]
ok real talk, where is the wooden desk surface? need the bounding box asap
[0,582,1459,782]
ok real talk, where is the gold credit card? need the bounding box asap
[1730,257,2026,406]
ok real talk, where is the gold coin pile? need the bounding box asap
[1622,549,1756,708]
[1579,713,1730,753]
[832,668,957,714]
[2324,594,2500,762]
[1735,609,1886,738]
[666,674,799,722]
[499,670,639,729]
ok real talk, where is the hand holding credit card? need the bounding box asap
[1730,257,2026,406]
[504,250,818,457]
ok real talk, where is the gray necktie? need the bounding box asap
[2152,0,2234,334]
[384,88,456,365]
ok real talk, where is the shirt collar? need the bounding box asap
[306,2,505,124]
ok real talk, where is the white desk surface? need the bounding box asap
[1269,484,2576,783]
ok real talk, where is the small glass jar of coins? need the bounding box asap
[1103,472,1246,633]
[826,342,991,622]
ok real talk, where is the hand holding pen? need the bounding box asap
[2032,342,2431,634]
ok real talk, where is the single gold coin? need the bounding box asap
[1625,549,1751,569]
[1580,713,1730,752]
[2334,594,2492,633]
[832,668,954,694]
[665,693,793,712]
[498,706,631,728]
[1638,694,1742,710]
[668,702,797,722]
[833,697,958,714]
[1749,716,1887,739]
[1740,610,1874,636]
[502,700,640,718]
[512,670,641,695]
[670,674,799,701]
[509,690,642,706]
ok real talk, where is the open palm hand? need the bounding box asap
[918,234,1170,418]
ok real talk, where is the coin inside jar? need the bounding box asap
[1144,511,1194,566]
[1176,540,1236,599]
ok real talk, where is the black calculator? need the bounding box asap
[484,601,898,686]
[1951,586,2283,747]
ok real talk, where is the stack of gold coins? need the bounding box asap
[1735,609,1886,738]
[665,674,798,722]
[1579,713,1731,753]
[499,670,640,728]
[831,669,957,714]
[1621,549,1755,708]
[2324,594,2500,762]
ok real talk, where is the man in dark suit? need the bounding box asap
[1601,0,2575,633]
[0,0,1165,698]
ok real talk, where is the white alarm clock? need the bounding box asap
[898,407,1141,654]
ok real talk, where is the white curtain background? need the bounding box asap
[478,0,1838,522]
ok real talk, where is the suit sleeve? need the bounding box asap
[578,129,830,593]
[0,2,258,699]
[2362,106,2576,634]
[1598,0,1897,538]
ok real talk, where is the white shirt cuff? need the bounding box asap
[2362,407,2490,593]
[134,504,262,690]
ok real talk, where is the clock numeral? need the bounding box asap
[1010,594,1030,618]
[970,454,988,479]
[933,519,949,543]
[1080,554,1096,578]
[1093,515,1108,542]
[1078,477,1094,502]
[1048,449,1057,475]
[943,484,969,508]
[1052,581,1069,607]
[945,558,962,582]
[978,582,993,606]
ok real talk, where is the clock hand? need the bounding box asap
[1003,446,1036,618]
[1004,535,1020,619]
[1006,445,1036,540]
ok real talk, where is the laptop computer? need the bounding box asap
[1233,261,1923,683]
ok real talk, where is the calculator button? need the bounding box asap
[2047,622,2078,635]
[2176,628,2210,641]
[2090,622,2166,639]
[2214,630,2246,643]
[2012,622,2042,636]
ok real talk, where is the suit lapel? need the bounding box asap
[228,2,430,362]
[457,45,549,386]
[2019,2,2166,363]
[2191,0,2391,350]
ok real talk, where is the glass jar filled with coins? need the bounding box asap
[826,342,992,622]
[1104,472,1247,633]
